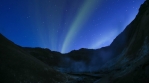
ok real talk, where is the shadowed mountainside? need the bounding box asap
[96,0,149,82]
[0,34,73,83]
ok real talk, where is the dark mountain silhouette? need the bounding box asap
[0,34,73,83]
[0,0,149,82]
[96,0,149,82]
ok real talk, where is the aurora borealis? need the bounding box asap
[0,0,145,53]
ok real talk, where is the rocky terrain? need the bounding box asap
[0,0,149,83]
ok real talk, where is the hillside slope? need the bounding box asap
[96,0,149,83]
[0,34,72,83]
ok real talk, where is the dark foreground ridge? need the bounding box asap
[0,0,149,83]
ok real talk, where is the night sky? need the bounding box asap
[0,0,145,53]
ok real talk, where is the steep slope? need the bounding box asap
[96,0,149,83]
[0,34,71,83]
